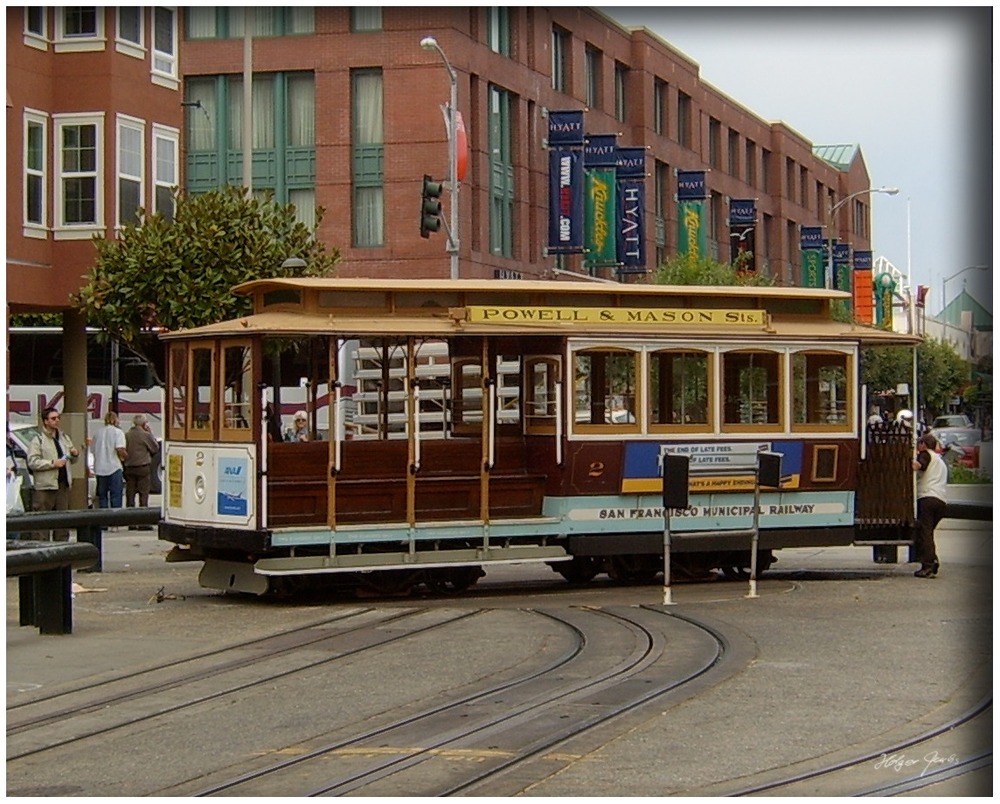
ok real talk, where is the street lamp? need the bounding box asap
[420,35,459,281]
[941,264,988,316]
[825,186,899,289]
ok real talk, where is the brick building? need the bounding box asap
[6,6,878,308]
[6,6,184,313]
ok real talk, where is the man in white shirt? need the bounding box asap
[911,433,948,578]
[93,410,128,509]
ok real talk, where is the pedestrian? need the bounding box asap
[911,433,947,578]
[124,413,160,529]
[285,410,310,442]
[93,410,128,511]
[26,407,80,541]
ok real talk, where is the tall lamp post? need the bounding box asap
[420,36,459,281]
[941,264,988,316]
[825,186,899,289]
[940,264,989,352]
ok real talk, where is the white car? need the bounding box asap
[8,422,96,507]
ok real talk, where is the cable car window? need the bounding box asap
[722,350,781,428]
[525,357,559,431]
[573,348,639,432]
[793,351,850,427]
[649,350,710,430]
[168,344,187,439]
[221,342,253,435]
[191,346,214,432]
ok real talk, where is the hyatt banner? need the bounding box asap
[728,199,756,271]
[677,170,706,261]
[584,134,618,268]
[800,226,824,288]
[616,147,647,273]
[547,111,585,254]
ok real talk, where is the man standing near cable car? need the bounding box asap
[27,407,80,540]
[911,433,947,578]
[124,414,160,528]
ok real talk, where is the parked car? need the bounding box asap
[930,413,973,430]
[932,426,983,469]
[8,422,96,507]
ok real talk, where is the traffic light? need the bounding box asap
[420,175,443,238]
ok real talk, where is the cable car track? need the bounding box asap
[719,695,992,796]
[6,607,486,761]
[186,606,738,797]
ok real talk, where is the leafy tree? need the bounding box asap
[653,253,777,287]
[74,186,339,371]
[862,339,969,417]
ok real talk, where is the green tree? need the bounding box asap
[74,186,339,369]
[653,253,777,287]
[862,339,969,417]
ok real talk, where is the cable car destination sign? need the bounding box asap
[462,306,767,326]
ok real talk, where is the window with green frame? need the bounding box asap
[486,7,510,56]
[185,72,315,225]
[352,68,384,247]
[186,7,314,39]
[488,85,514,258]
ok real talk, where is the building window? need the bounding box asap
[352,69,384,247]
[728,129,739,176]
[117,116,145,226]
[55,6,104,52]
[24,111,47,232]
[677,91,691,149]
[152,7,177,86]
[585,46,601,110]
[186,7,217,38]
[708,118,721,169]
[116,6,143,55]
[614,62,627,122]
[25,6,47,48]
[761,148,771,193]
[552,26,569,92]
[488,85,514,258]
[185,73,315,215]
[351,7,382,32]
[63,6,98,37]
[745,139,756,187]
[799,166,809,210]
[153,124,178,221]
[653,79,667,136]
[487,7,510,56]
[55,115,103,232]
[785,157,796,200]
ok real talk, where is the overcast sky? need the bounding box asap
[600,6,993,314]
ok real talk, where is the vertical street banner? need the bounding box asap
[583,134,618,269]
[616,146,647,274]
[833,243,851,294]
[728,198,757,272]
[547,110,585,254]
[800,226,824,288]
[874,272,896,330]
[677,170,707,262]
[852,250,874,324]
